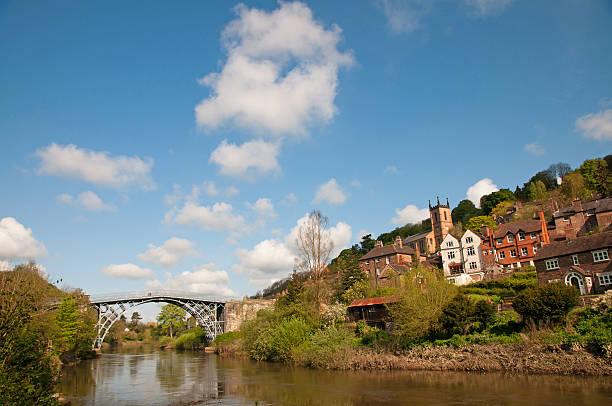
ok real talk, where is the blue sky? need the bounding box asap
[1,0,611,313]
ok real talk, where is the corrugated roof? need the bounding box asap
[359,244,416,261]
[348,295,402,308]
[535,231,612,260]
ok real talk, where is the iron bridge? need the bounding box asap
[89,290,231,349]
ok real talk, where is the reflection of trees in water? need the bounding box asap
[57,361,97,398]
[156,350,187,390]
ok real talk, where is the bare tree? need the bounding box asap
[295,210,334,311]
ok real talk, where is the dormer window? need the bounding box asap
[518,232,525,241]
[465,236,473,243]
[496,239,502,245]
[507,234,514,243]
[447,241,454,248]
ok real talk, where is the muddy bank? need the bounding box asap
[344,344,612,375]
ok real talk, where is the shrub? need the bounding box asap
[295,326,354,369]
[211,331,242,346]
[250,317,312,361]
[473,300,496,328]
[439,295,475,335]
[513,283,580,324]
[175,327,207,350]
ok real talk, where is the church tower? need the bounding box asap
[429,197,453,251]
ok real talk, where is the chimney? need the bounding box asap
[564,223,576,240]
[394,235,403,248]
[481,225,491,239]
[538,209,550,245]
[414,242,421,260]
[375,240,383,248]
[572,198,583,213]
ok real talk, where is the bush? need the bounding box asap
[250,317,312,361]
[473,300,496,328]
[513,283,580,324]
[294,326,354,369]
[175,327,207,350]
[439,295,475,335]
[211,331,242,346]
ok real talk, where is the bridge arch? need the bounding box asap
[90,291,228,349]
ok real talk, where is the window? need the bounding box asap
[545,259,559,270]
[448,251,456,260]
[507,234,514,243]
[521,247,528,256]
[572,255,579,266]
[469,262,478,270]
[600,274,612,285]
[530,233,537,239]
[375,258,379,263]
[467,247,475,256]
[498,250,506,259]
[444,212,447,220]
[586,210,595,216]
[510,249,517,257]
[563,216,570,222]
[489,250,493,255]
[365,261,369,266]
[446,241,454,248]
[496,239,503,245]
[518,232,525,241]
[465,236,473,243]
[386,256,390,264]
[593,250,609,263]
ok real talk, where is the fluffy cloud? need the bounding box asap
[247,198,277,220]
[195,2,354,136]
[391,205,429,225]
[281,193,298,205]
[57,191,116,212]
[377,0,430,34]
[35,143,155,190]
[145,264,237,297]
[209,139,280,178]
[100,263,153,279]
[575,109,612,141]
[234,213,352,286]
[0,217,47,260]
[524,143,545,156]
[466,0,514,17]
[313,178,347,205]
[467,178,499,208]
[165,202,246,233]
[137,237,198,268]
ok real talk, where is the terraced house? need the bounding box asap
[534,231,612,295]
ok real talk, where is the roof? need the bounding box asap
[493,219,542,238]
[359,244,416,261]
[348,295,402,308]
[534,231,612,260]
[403,230,431,244]
[554,197,612,218]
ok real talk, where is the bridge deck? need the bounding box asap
[89,290,235,304]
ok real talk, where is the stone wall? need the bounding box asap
[224,298,275,332]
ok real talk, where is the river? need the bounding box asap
[58,344,612,405]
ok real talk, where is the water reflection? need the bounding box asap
[58,346,612,406]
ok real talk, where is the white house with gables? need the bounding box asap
[440,229,486,285]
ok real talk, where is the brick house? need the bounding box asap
[552,197,612,239]
[534,231,612,295]
[481,210,550,269]
[359,236,425,285]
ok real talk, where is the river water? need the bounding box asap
[58,345,612,405]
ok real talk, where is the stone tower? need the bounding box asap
[429,197,453,251]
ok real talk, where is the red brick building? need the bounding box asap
[359,236,424,285]
[534,232,612,295]
[481,210,550,269]
[552,197,612,240]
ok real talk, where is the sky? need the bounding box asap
[1,0,612,318]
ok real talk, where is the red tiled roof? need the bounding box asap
[359,244,416,261]
[348,295,402,308]
[493,219,542,238]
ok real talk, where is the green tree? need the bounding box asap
[157,304,186,338]
[512,283,579,324]
[527,180,548,201]
[473,300,496,328]
[335,251,367,300]
[561,171,588,200]
[341,279,370,305]
[55,296,81,353]
[451,199,482,225]
[439,294,475,335]
[580,159,608,193]
[130,311,142,328]
[480,189,515,215]
[529,171,557,190]
[465,215,496,233]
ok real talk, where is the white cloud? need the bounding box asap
[384,165,398,174]
[101,263,153,279]
[0,217,47,260]
[524,143,545,156]
[166,201,246,234]
[247,198,277,219]
[313,178,347,205]
[203,181,219,197]
[377,0,430,34]
[233,212,352,286]
[466,178,499,208]
[466,0,514,17]
[391,204,429,225]
[225,186,240,197]
[281,192,298,205]
[145,264,237,297]
[35,143,155,190]
[137,237,198,269]
[575,109,612,141]
[350,180,361,187]
[209,139,280,178]
[57,191,116,212]
[195,2,354,136]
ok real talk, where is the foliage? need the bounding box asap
[561,171,588,200]
[322,303,347,326]
[175,327,207,350]
[157,304,187,338]
[332,250,368,303]
[572,307,612,355]
[451,199,482,225]
[546,162,571,180]
[473,300,496,328]
[293,326,354,368]
[512,283,580,324]
[341,279,370,305]
[211,331,242,346]
[458,271,537,298]
[439,295,475,335]
[527,180,548,201]
[464,215,496,233]
[528,171,557,191]
[250,317,312,361]
[480,189,515,215]
[580,158,609,195]
[377,219,431,246]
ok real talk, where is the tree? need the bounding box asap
[580,159,608,193]
[512,283,579,324]
[359,234,376,255]
[334,251,367,302]
[561,172,588,200]
[55,296,81,353]
[529,171,557,191]
[439,294,475,335]
[131,311,142,325]
[465,215,496,233]
[527,180,548,201]
[295,210,334,311]
[473,300,496,328]
[157,304,186,338]
[480,189,515,215]
[451,199,482,225]
[546,162,572,180]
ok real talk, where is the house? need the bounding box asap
[552,197,612,239]
[347,295,401,329]
[534,231,612,295]
[440,229,486,285]
[359,236,424,285]
[481,210,550,269]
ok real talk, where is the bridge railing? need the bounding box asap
[89,289,239,304]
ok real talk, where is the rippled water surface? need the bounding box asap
[58,345,612,405]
